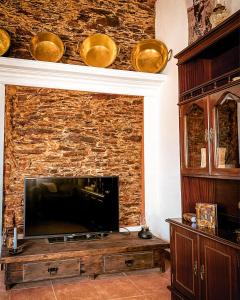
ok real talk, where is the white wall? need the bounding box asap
[144,0,189,241]
[230,0,240,13]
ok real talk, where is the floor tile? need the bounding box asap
[144,290,171,300]
[9,286,55,300]
[53,281,100,300]
[92,277,143,299]
[0,291,10,300]
[95,272,125,280]
[127,273,169,294]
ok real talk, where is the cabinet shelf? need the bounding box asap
[179,68,240,103]
[175,10,240,97]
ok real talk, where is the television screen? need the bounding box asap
[24,176,119,238]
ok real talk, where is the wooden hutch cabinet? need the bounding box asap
[167,10,240,300]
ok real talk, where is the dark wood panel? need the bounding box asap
[171,225,198,300]
[181,177,215,214]
[200,237,240,300]
[181,176,240,223]
[6,269,23,284]
[23,259,80,282]
[80,255,102,275]
[153,249,166,272]
[104,251,153,273]
[0,232,169,264]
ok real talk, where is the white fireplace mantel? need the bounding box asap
[0,57,167,253]
[0,57,166,96]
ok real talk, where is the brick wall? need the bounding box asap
[4,85,144,233]
[0,0,155,70]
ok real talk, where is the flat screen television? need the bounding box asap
[24,176,119,238]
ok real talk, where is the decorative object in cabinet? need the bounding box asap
[195,203,217,228]
[180,84,240,178]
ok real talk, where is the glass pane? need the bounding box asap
[185,104,206,168]
[216,92,240,169]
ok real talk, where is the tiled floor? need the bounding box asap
[0,262,171,300]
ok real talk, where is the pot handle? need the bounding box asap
[168,49,173,61]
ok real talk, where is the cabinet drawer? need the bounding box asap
[23,259,80,282]
[104,251,153,273]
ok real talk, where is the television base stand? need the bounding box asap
[0,232,169,290]
[48,232,110,243]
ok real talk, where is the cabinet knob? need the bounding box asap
[204,129,208,142]
[48,267,58,275]
[125,259,134,267]
[209,128,214,141]
[193,261,197,276]
[200,264,205,280]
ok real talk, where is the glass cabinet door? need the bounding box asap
[209,85,240,176]
[180,98,209,175]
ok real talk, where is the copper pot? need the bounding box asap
[80,33,118,68]
[0,29,11,56]
[29,32,64,62]
[131,39,172,73]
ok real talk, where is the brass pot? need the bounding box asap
[80,33,118,68]
[131,39,172,73]
[29,32,64,62]
[0,28,11,56]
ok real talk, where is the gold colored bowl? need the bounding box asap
[80,33,118,68]
[131,39,172,73]
[30,32,64,62]
[0,29,11,56]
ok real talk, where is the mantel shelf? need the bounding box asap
[0,57,167,96]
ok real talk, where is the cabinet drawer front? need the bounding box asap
[104,252,153,273]
[23,259,80,282]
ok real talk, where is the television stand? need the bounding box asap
[0,231,169,290]
[48,232,110,243]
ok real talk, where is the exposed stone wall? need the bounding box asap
[0,0,155,70]
[4,85,144,233]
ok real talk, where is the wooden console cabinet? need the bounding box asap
[0,232,169,289]
[167,219,240,300]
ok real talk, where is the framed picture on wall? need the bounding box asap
[187,0,214,44]
[196,203,217,228]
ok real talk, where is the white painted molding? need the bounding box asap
[0,57,166,96]
[0,57,167,254]
[0,84,5,256]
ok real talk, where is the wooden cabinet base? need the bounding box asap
[0,232,169,289]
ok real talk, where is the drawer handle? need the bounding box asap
[125,259,134,267]
[80,264,86,274]
[48,267,58,275]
